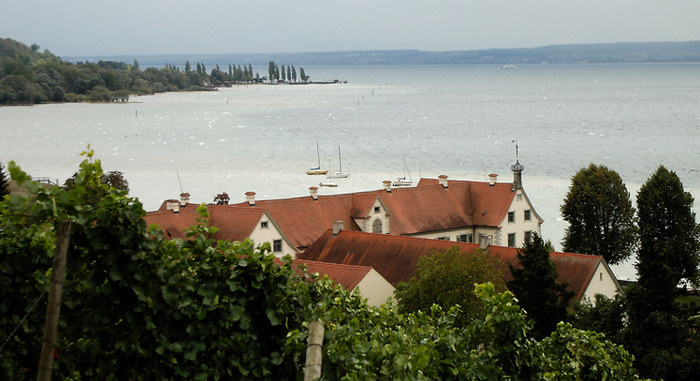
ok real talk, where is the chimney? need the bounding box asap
[309,186,318,200]
[179,192,190,206]
[382,180,392,192]
[488,174,498,186]
[332,220,344,236]
[165,199,180,213]
[438,174,448,188]
[245,191,256,206]
[479,235,492,250]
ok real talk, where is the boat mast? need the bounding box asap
[338,146,342,172]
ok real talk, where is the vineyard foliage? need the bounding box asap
[0,152,642,380]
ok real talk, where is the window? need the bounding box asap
[437,236,450,241]
[260,221,268,228]
[524,210,531,221]
[374,206,380,213]
[600,272,604,281]
[457,234,473,243]
[372,219,383,233]
[517,194,523,201]
[524,231,532,244]
[508,233,516,247]
[507,211,515,223]
[273,239,282,253]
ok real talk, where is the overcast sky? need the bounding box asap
[2,0,700,57]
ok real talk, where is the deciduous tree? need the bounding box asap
[560,164,637,265]
[395,245,507,325]
[636,165,699,297]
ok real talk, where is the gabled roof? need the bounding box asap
[291,259,374,291]
[145,207,265,242]
[300,230,611,301]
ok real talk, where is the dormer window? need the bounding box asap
[374,206,380,213]
[261,221,269,228]
[508,211,515,223]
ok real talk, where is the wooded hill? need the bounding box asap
[0,38,308,105]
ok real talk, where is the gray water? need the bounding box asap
[2,63,699,279]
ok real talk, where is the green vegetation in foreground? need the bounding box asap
[0,149,643,380]
[0,38,311,105]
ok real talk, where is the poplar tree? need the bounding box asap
[0,162,9,198]
[560,164,637,265]
[268,61,275,80]
[624,165,700,380]
[635,166,699,308]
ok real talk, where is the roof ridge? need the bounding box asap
[295,258,373,270]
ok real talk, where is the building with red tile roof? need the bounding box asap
[299,229,622,304]
[288,259,394,306]
[155,162,543,252]
[145,205,298,258]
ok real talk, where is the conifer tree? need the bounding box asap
[508,233,573,339]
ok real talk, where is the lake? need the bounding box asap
[2,63,699,279]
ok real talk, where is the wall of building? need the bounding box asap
[355,269,396,307]
[581,262,622,304]
[498,189,543,247]
[249,215,298,258]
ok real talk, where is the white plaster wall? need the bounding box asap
[354,269,396,307]
[499,189,543,247]
[581,262,621,304]
[249,216,297,258]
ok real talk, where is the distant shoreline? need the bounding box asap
[64,41,700,68]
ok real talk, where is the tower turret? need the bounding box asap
[511,141,524,191]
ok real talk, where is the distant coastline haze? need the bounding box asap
[2,1,700,56]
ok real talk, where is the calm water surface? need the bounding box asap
[2,63,699,279]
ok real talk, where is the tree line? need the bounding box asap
[267,61,308,83]
[395,163,698,380]
[0,38,312,105]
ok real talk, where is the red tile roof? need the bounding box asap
[299,229,481,287]
[206,177,519,249]
[299,230,607,301]
[291,259,374,290]
[145,206,265,242]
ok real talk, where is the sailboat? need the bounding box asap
[306,143,328,175]
[327,146,349,178]
[392,158,413,187]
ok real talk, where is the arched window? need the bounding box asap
[372,219,383,233]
